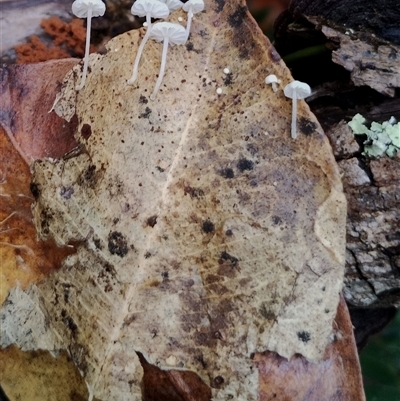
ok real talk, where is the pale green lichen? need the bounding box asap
[348,114,400,158]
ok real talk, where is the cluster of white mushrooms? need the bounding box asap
[71,0,310,138]
[72,0,204,99]
[265,74,311,139]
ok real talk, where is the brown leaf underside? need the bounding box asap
[0,59,79,304]
[0,3,362,400]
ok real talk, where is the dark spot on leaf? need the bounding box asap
[215,0,225,12]
[123,314,136,327]
[269,46,281,62]
[297,331,311,343]
[184,279,194,288]
[156,166,165,172]
[299,118,317,136]
[246,143,258,155]
[60,186,74,199]
[81,123,92,140]
[259,304,276,320]
[139,95,148,104]
[184,186,205,198]
[161,271,169,280]
[219,251,238,266]
[212,375,225,387]
[220,167,234,179]
[61,309,78,338]
[225,229,233,236]
[30,182,40,199]
[62,283,72,303]
[223,73,233,86]
[144,251,151,259]
[84,165,96,182]
[202,219,215,233]
[195,354,207,369]
[272,215,282,225]
[186,41,200,53]
[94,238,103,250]
[228,6,247,28]
[237,158,254,172]
[146,215,157,227]
[108,231,129,257]
[140,107,152,119]
[40,208,54,236]
[213,330,223,340]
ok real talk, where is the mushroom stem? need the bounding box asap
[76,6,92,91]
[128,14,152,85]
[150,37,169,100]
[185,9,194,38]
[291,91,297,139]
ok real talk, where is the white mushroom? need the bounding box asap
[72,0,106,90]
[157,0,184,12]
[182,0,204,40]
[149,22,187,100]
[265,74,280,92]
[127,0,170,85]
[283,80,311,139]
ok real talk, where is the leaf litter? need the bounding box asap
[0,1,347,400]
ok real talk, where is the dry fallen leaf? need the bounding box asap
[0,1,347,400]
[0,60,79,305]
[0,346,92,401]
[255,296,365,401]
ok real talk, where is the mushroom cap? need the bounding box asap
[72,0,106,18]
[158,0,184,12]
[182,0,205,14]
[283,80,311,99]
[150,22,187,45]
[265,74,279,84]
[131,0,170,19]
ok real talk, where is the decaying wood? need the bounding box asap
[0,1,351,400]
[325,121,400,308]
[274,0,400,310]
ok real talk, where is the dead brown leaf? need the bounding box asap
[0,127,77,304]
[255,296,365,401]
[1,1,351,400]
[0,59,78,163]
[0,346,93,401]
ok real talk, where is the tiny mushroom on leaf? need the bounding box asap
[127,0,170,85]
[158,0,184,12]
[149,22,187,100]
[283,80,311,139]
[72,0,106,91]
[182,0,205,40]
[265,74,280,92]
